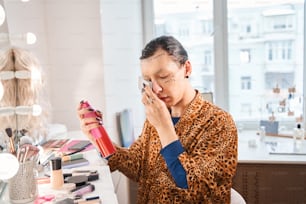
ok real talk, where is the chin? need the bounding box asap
[164,101,174,107]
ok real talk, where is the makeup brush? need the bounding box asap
[19,136,33,146]
[5,128,15,154]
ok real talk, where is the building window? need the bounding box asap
[200,20,213,35]
[204,50,212,65]
[266,41,292,61]
[240,49,251,63]
[264,14,294,32]
[265,72,294,89]
[155,20,166,36]
[241,76,251,90]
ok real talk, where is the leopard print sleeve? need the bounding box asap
[176,102,238,203]
[107,121,151,182]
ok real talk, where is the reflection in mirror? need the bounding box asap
[0,47,49,150]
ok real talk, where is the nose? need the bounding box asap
[152,80,162,93]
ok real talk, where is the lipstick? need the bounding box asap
[71,183,95,197]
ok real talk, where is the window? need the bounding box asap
[265,72,294,89]
[264,13,294,32]
[152,0,304,130]
[204,50,212,65]
[266,41,292,61]
[240,49,251,63]
[178,21,190,38]
[155,20,166,36]
[153,0,214,94]
[200,19,213,35]
[241,76,251,90]
[228,1,303,124]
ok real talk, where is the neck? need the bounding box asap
[171,89,197,117]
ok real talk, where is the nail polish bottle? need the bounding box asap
[50,157,64,189]
[80,101,116,158]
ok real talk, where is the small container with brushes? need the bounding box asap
[7,129,39,203]
[8,159,38,203]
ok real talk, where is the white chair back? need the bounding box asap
[231,188,246,204]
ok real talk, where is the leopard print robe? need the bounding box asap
[108,91,238,204]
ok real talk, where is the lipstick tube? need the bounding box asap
[71,183,95,197]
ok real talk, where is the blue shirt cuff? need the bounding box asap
[160,140,184,159]
[160,140,188,189]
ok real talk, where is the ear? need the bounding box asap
[184,60,192,78]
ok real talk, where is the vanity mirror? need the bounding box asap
[0,47,49,150]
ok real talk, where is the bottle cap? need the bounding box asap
[297,123,301,129]
[50,157,62,170]
[80,101,90,109]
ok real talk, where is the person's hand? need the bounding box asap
[141,85,171,129]
[77,103,102,146]
[141,86,178,147]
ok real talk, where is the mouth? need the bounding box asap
[159,96,170,102]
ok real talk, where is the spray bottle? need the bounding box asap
[80,101,116,158]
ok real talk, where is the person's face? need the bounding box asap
[140,49,188,107]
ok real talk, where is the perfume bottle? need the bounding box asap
[80,101,116,158]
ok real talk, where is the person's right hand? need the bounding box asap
[77,102,102,146]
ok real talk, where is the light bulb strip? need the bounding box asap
[0,70,40,80]
[0,104,42,116]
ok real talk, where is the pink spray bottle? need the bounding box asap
[80,101,116,158]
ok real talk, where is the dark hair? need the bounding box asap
[140,35,188,65]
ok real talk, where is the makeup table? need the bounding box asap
[0,130,119,204]
[233,130,306,203]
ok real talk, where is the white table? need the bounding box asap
[0,130,119,204]
[238,130,306,164]
[234,130,306,203]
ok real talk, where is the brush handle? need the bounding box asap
[9,138,16,154]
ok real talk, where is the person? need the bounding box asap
[77,35,238,204]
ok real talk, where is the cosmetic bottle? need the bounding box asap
[80,101,116,158]
[293,123,305,151]
[50,157,64,189]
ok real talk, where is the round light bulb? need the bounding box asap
[32,104,42,116]
[0,5,5,26]
[26,32,37,44]
[0,153,19,180]
[31,67,41,81]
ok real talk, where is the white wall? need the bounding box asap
[2,0,146,203]
[3,0,145,138]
